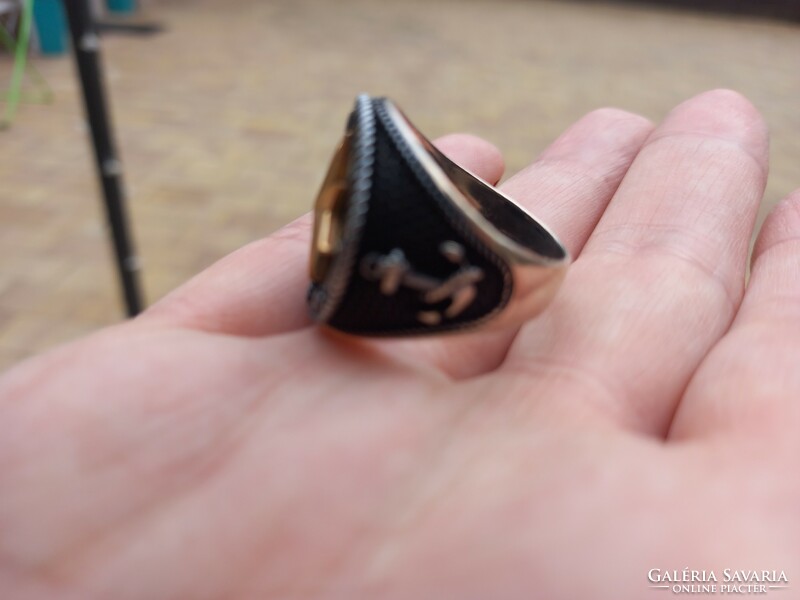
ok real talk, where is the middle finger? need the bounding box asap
[504,89,768,435]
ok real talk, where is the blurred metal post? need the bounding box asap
[63,0,143,316]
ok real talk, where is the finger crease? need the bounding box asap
[587,232,742,316]
[642,131,768,179]
[502,355,646,432]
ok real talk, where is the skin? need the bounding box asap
[1,89,799,599]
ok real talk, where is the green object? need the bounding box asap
[32,0,66,55]
[0,0,53,129]
[0,0,33,129]
[106,0,136,13]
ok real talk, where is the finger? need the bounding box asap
[505,89,769,435]
[142,134,505,336]
[669,191,800,441]
[374,108,654,378]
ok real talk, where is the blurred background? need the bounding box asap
[0,0,798,371]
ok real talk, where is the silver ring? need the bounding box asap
[307,94,569,336]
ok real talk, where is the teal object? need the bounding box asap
[107,0,137,13]
[32,0,66,55]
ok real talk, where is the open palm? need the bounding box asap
[2,90,799,599]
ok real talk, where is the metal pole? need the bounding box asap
[62,0,143,316]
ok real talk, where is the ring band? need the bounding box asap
[308,95,569,336]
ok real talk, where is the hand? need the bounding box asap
[2,89,798,600]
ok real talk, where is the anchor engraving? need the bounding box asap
[360,241,484,325]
